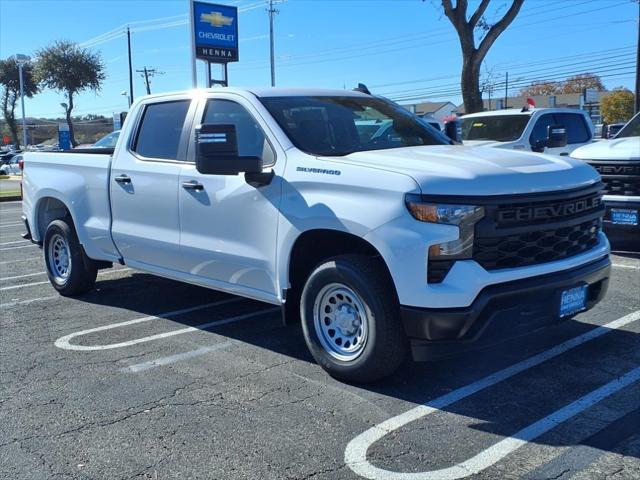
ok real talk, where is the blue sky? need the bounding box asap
[0,0,637,119]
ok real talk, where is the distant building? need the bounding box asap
[402,101,458,124]
[457,91,608,123]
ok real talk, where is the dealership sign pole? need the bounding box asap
[190,1,239,88]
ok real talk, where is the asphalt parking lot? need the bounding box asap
[1,200,639,480]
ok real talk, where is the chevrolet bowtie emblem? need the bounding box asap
[200,11,234,27]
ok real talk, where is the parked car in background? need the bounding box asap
[461,107,594,155]
[91,130,120,148]
[604,123,625,139]
[23,88,610,382]
[0,154,23,175]
[571,112,640,245]
[1,150,22,166]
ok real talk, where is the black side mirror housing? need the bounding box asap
[532,139,546,153]
[546,124,567,148]
[444,120,462,144]
[195,124,262,175]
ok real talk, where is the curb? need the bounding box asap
[0,195,21,202]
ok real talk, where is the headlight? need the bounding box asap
[405,195,485,282]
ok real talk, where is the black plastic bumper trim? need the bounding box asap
[401,256,611,358]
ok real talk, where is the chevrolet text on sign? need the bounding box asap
[193,1,239,62]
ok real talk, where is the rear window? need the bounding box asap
[133,100,190,160]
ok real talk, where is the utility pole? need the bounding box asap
[504,72,509,109]
[136,67,164,95]
[267,0,279,87]
[635,0,640,113]
[127,26,134,106]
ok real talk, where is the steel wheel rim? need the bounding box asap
[313,283,369,361]
[48,234,71,284]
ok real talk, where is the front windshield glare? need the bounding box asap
[615,112,640,138]
[461,115,530,142]
[259,95,450,156]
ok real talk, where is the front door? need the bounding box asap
[177,95,283,301]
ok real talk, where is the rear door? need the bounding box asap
[110,97,195,270]
[176,94,283,301]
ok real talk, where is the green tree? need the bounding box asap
[0,57,39,148]
[439,0,525,113]
[600,87,635,124]
[34,40,105,147]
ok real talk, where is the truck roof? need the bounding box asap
[462,107,587,118]
[136,87,369,102]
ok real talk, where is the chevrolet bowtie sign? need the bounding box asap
[192,1,239,63]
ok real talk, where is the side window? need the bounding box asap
[529,114,556,147]
[203,99,275,166]
[555,113,590,144]
[133,100,191,160]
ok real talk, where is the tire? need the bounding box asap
[300,254,407,383]
[43,218,97,296]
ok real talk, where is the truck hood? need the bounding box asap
[324,145,599,196]
[571,137,640,161]
[461,139,508,148]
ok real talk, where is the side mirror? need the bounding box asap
[195,124,262,175]
[444,120,462,144]
[532,139,546,153]
[546,124,567,148]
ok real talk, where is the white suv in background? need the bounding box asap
[461,108,594,156]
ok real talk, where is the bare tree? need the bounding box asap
[440,0,525,113]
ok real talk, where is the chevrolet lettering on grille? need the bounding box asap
[497,195,602,223]
[593,165,640,175]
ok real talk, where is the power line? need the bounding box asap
[136,67,164,95]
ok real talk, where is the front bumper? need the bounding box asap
[401,255,610,360]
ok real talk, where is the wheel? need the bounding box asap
[43,218,97,296]
[300,254,407,383]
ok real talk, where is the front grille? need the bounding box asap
[474,218,601,270]
[588,161,640,196]
[472,184,604,271]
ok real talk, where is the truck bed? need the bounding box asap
[22,151,121,262]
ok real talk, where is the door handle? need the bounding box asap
[182,180,204,191]
[114,174,131,184]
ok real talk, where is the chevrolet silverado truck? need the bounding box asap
[461,107,594,155]
[22,88,611,382]
[571,112,640,244]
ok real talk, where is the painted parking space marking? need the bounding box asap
[0,244,38,251]
[0,268,131,291]
[1,295,59,309]
[0,239,29,246]
[55,297,278,351]
[120,341,234,373]
[612,263,640,270]
[345,309,640,480]
[0,222,25,228]
[1,271,48,282]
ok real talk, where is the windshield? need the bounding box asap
[461,115,530,142]
[615,113,640,138]
[93,131,120,148]
[258,95,450,156]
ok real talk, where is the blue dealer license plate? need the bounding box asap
[560,285,588,318]
[611,209,638,226]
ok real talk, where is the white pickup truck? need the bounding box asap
[23,88,611,382]
[571,112,640,241]
[461,107,594,156]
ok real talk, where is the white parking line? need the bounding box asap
[0,271,47,282]
[0,257,40,266]
[345,309,640,480]
[54,298,277,351]
[0,244,38,251]
[612,263,640,270]
[1,295,59,309]
[0,268,131,291]
[120,341,234,373]
[0,239,29,246]
[0,222,24,228]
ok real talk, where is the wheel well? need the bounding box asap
[288,229,393,298]
[36,197,71,239]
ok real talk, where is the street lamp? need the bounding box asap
[121,90,131,107]
[11,53,30,149]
